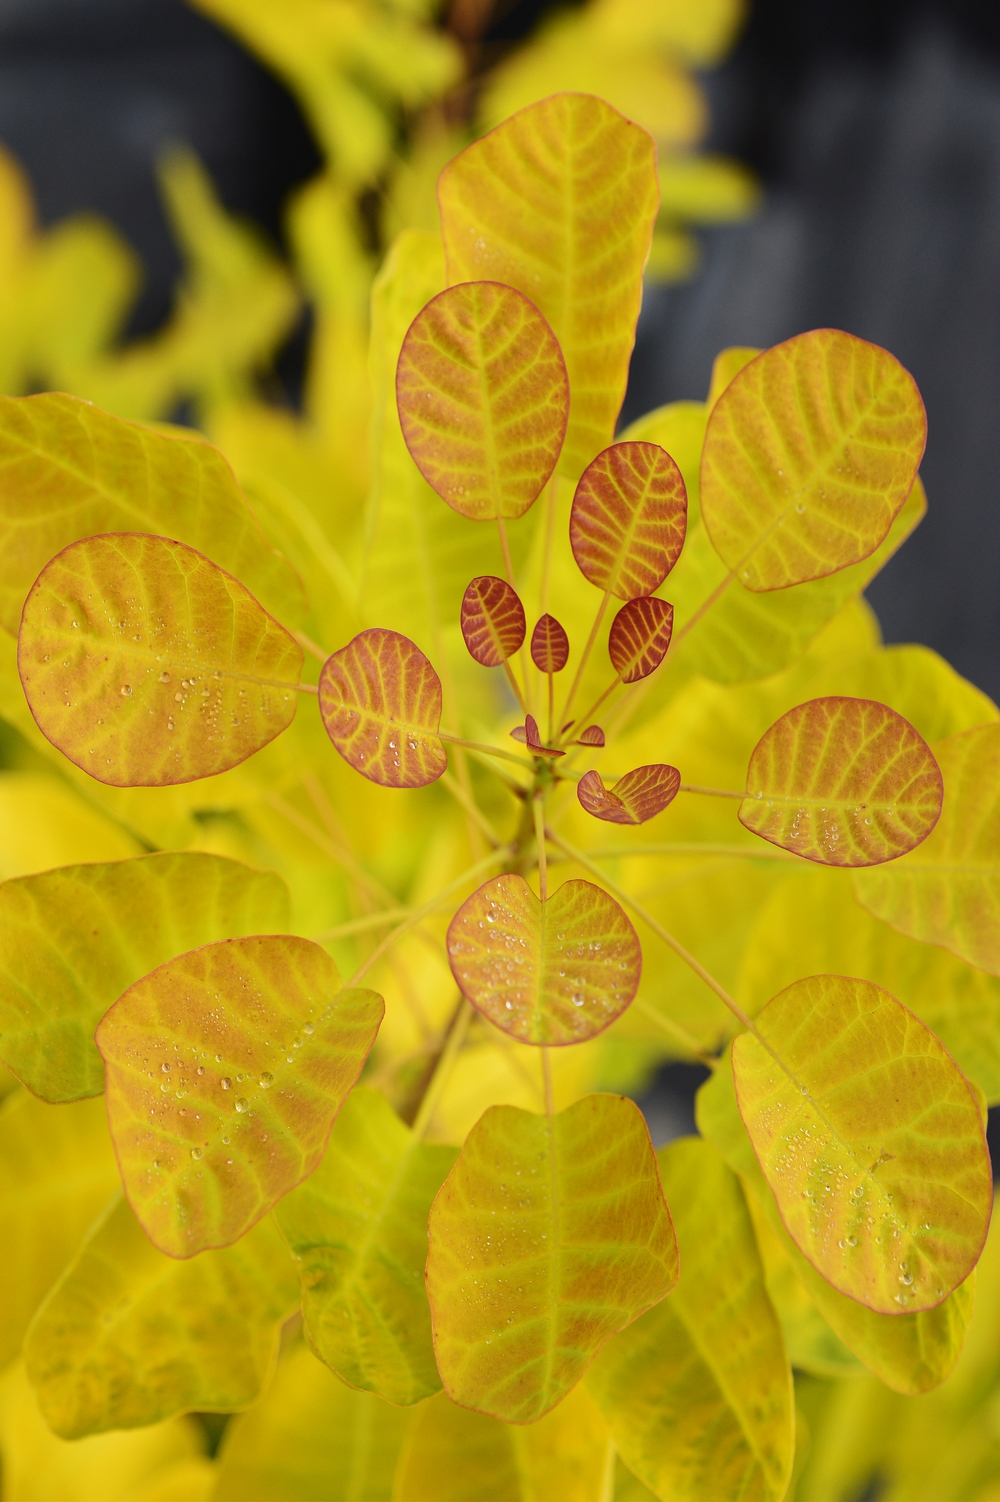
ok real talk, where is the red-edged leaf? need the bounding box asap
[530,614,569,673]
[578,766,681,825]
[608,596,674,684]
[446,874,641,1044]
[577,725,605,747]
[570,442,687,599]
[396,281,568,520]
[460,576,526,667]
[319,629,447,790]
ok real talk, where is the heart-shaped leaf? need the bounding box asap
[740,697,943,866]
[446,874,641,1044]
[577,765,680,826]
[701,330,927,591]
[530,613,569,673]
[577,725,605,747]
[570,442,687,599]
[732,975,992,1314]
[18,533,303,787]
[319,627,447,790]
[96,934,383,1257]
[608,596,674,683]
[396,281,568,520]
[460,576,526,667]
[0,852,288,1103]
[426,1094,678,1423]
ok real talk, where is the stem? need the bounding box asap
[296,683,319,696]
[560,588,611,729]
[587,842,798,862]
[547,670,554,744]
[541,1046,555,1116]
[409,998,473,1139]
[562,673,622,743]
[632,998,717,1069]
[293,631,329,664]
[496,513,515,588]
[502,658,528,716]
[533,796,548,901]
[679,783,746,800]
[540,474,558,615]
[671,571,735,649]
[314,908,410,942]
[439,770,503,847]
[438,730,534,768]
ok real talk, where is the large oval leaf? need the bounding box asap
[577,765,680,826]
[319,627,447,789]
[396,281,568,520]
[701,330,926,591]
[0,852,288,1103]
[18,533,303,787]
[426,1094,678,1423]
[570,442,687,599]
[608,595,674,683]
[732,975,991,1314]
[460,576,526,667]
[438,94,659,481]
[446,874,641,1044]
[96,935,383,1258]
[740,697,943,866]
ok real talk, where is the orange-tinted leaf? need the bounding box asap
[512,714,563,759]
[701,330,927,591]
[577,725,605,747]
[608,596,674,683]
[396,281,568,521]
[319,628,447,790]
[530,613,569,673]
[446,874,640,1044]
[18,533,302,787]
[570,442,687,599]
[461,576,526,667]
[739,697,943,867]
[96,935,383,1258]
[577,766,680,826]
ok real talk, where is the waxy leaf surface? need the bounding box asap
[438,94,659,480]
[396,280,568,520]
[701,330,926,590]
[18,533,303,787]
[570,442,687,599]
[24,1197,298,1438]
[530,613,569,673]
[275,1087,457,1406]
[588,1136,794,1502]
[732,975,991,1314]
[461,576,526,667]
[608,595,674,683]
[319,627,447,789]
[577,765,680,826]
[855,723,1000,976]
[0,852,288,1102]
[446,874,640,1044]
[740,697,943,866]
[426,1093,678,1423]
[96,934,383,1257]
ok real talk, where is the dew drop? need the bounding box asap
[121,684,132,696]
[235,1098,249,1112]
[259,1071,274,1089]
[190,1146,203,1160]
[221,1077,231,1090]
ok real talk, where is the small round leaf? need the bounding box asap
[577,725,605,747]
[319,628,447,790]
[530,613,569,673]
[608,596,674,683]
[578,765,681,826]
[460,576,526,667]
[570,441,687,599]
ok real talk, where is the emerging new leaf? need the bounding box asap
[701,330,927,590]
[530,613,569,673]
[740,697,943,866]
[577,765,680,826]
[577,725,605,747]
[18,533,303,787]
[732,975,992,1314]
[425,1094,678,1422]
[608,595,674,683]
[396,281,568,520]
[460,576,526,667]
[570,442,687,599]
[319,628,447,789]
[446,874,640,1044]
[511,713,563,759]
[96,935,383,1257]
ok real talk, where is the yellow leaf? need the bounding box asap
[439,94,659,482]
[130,1457,216,1502]
[588,1135,794,1501]
[0,771,139,878]
[426,1093,677,1422]
[706,345,760,409]
[658,154,760,223]
[275,1086,456,1406]
[701,329,927,590]
[0,851,288,1102]
[24,1196,298,1437]
[96,934,383,1256]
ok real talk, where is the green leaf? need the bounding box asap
[23,1196,298,1438]
[438,94,659,481]
[275,1086,457,1406]
[701,330,926,590]
[96,934,383,1257]
[740,697,943,866]
[461,577,526,667]
[396,281,568,520]
[577,765,680,826]
[18,533,303,787]
[570,442,686,598]
[854,722,1000,977]
[0,851,288,1103]
[608,596,674,683]
[587,1135,794,1502]
[732,976,991,1313]
[446,875,641,1044]
[425,1093,678,1423]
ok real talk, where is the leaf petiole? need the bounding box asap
[559,586,612,729]
[679,782,745,800]
[437,730,534,768]
[409,996,474,1140]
